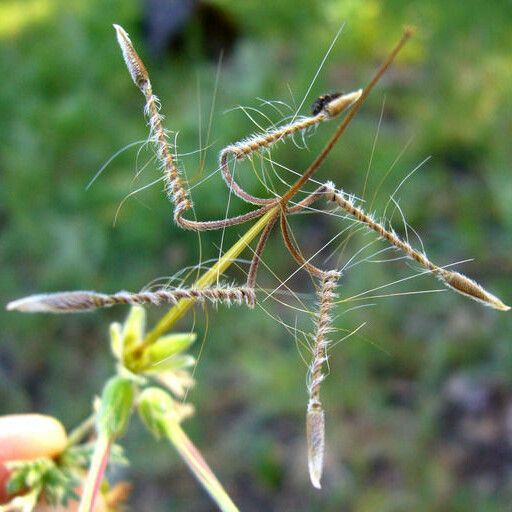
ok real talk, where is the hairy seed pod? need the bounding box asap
[306,400,325,489]
[7,287,256,313]
[113,24,150,91]
[438,269,510,311]
[6,291,110,313]
[305,270,340,489]
[322,89,362,117]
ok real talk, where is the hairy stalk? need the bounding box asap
[114,24,273,231]
[78,434,111,512]
[287,184,329,214]
[165,421,239,512]
[114,25,188,222]
[219,90,362,206]
[323,182,510,310]
[306,270,341,489]
[279,207,325,278]
[7,287,255,313]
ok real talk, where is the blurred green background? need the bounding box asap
[1,0,512,510]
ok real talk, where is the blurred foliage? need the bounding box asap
[1,0,512,510]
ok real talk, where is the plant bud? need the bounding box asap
[438,269,510,311]
[96,376,134,439]
[138,387,176,438]
[113,24,150,91]
[323,89,362,117]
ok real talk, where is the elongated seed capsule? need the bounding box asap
[219,89,363,206]
[114,25,275,231]
[306,269,341,489]
[113,24,149,90]
[6,287,256,313]
[7,291,111,313]
[223,90,363,162]
[323,90,363,118]
[324,182,510,311]
[437,269,510,311]
[113,24,193,223]
[306,400,325,489]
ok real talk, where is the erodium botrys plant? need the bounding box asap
[5,24,509,512]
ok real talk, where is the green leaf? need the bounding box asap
[5,457,80,507]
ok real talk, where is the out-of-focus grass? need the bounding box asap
[1,1,511,510]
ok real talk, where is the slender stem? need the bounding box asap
[280,27,413,206]
[246,211,279,288]
[280,208,325,278]
[165,420,239,512]
[66,414,96,448]
[78,433,111,512]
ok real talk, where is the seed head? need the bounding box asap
[6,291,108,313]
[438,269,510,311]
[306,400,325,489]
[113,24,150,91]
[323,89,362,118]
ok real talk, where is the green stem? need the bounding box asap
[66,414,96,448]
[140,208,277,348]
[78,433,111,512]
[165,420,239,512]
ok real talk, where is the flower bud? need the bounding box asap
[96,376,134,439]
[138,387,176,438]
